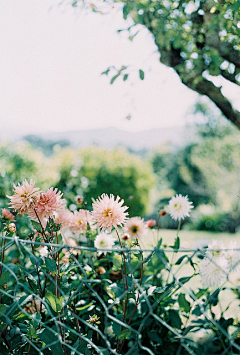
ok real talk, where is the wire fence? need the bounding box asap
[1,235,240,355]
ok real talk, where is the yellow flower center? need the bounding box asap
[103,209,112,218]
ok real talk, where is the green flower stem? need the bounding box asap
[119,254,144,353]
[115,227,128,290]
[0,237,6,283]
[177,218,182,238]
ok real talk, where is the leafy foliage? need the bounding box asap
[78,0,240,128]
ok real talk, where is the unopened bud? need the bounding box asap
[146,219,156,229]
[122,233,129,241]
[2,208,15,221]
[8,223,16,233]
[96,266,106,275]
[76,196,83,204]
[160,210,167,216]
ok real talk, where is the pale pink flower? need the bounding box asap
[123,217,147,240]
[1,208,15,221]
[69,209,94,235]
[64,237,80,256]
[146,219,156,229]
[55,209,73,232]
[92,194,128,232]
[29,187,65,222]
[7,179,40,215]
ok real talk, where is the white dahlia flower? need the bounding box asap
[199,256,229,288]
[94,232,115,255]
[168,194,193,221]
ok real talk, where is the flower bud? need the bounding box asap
[8,223,16,233]
[122,233,129,241]
[2,208,15,221]
[96,266,106,275]
[76,196,83,204]
[146,219,156,228]
[160,210,167,216]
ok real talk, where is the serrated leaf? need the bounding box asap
[118,329,131,340]
[139,69,144,80]
[45,257,57,273]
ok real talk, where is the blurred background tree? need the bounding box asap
[78,0,240,128]
[54,146,155,216]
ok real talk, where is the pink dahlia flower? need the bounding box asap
[123,216,147,240]
[29,187,65,222]
[55,209,73,232]
[69,209,94,235]
[7,179,40,215]
[1,208,15,221]
[92,194,128,232]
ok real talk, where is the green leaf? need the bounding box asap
[26,274,38,290]
[192,305,201,316]
[112,314,123,335]
[175,255,188,265]
[39,328,64,355]
[173,236,180,251]
[45,291,62,313]
[0,271,10,286]
[32,312,41,328]
[178,276,191,285]
[178,293,191,313]
[45,257,57,273]
[0,304,7,315]
[148,331,163,344]
[76,302,93,312]
[123,74,129,81]
[118,329,131,340]
[31,220,42,233]
[110,74,120,85]
[169,309,182,329]
[139,69,144,80]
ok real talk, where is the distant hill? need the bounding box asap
[0,125,197,150]
[35,125,196,150]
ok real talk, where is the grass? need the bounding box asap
[142,228,240,250]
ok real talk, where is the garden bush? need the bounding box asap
[0,181,240,355]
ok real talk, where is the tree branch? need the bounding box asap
[182,75,240,129]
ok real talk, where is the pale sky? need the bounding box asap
[0,0,239,135]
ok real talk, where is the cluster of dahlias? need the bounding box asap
[199,240,240,288]
[6,179,196,258]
